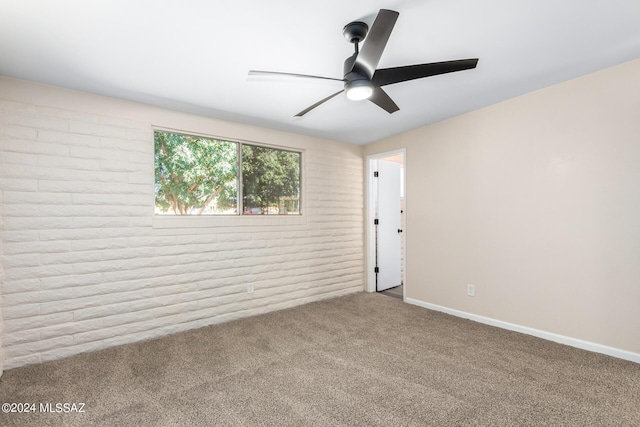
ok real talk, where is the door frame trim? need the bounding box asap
[365,148,406,297]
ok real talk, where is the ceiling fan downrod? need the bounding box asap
[343,21,369,55]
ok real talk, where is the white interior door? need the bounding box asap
[376,160,402,291]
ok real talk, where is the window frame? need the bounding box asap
[152,127,303,218]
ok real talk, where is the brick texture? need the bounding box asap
[0,91,364,370]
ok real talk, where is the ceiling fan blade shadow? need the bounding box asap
[295,90,344,117]
[373,59,479,87]
[369,87,399,114]
[249,70,344,82]
[352,9,399,78]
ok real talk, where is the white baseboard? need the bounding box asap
[405,297,640,365]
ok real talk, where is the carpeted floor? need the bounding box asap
[1,292,639,426]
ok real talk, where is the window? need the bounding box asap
[242,144,301,215]
[154,130,301,215]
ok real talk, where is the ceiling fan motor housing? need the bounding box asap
[343,53,371,100]
[343,54,367,81]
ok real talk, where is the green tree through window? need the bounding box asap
[154,130,301,215]
[242,145,300,214]
[154,131,237,215]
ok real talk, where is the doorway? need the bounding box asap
[366,149,406,299]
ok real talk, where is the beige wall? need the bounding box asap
[0,76,364,371]
[365,59,640,355]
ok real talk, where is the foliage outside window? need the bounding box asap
[154,130,301,215]
[242,145,301,215]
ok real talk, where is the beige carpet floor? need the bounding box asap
[1,292,639,426]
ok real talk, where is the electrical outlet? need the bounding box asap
[246,283,254,294]
[467,284,475,297]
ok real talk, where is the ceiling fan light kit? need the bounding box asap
[250,9,479,117]
[345,79,374,100]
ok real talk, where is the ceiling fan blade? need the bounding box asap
[369,87,399,114]
[295,90,344,117]
[249,70,344,82]
[373,59,479,87]
[352,9,399,79]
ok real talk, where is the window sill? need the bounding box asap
[152,214,307,230]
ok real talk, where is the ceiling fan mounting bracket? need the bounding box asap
[342,21,369,44]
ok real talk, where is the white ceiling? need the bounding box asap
[1,0,638,145]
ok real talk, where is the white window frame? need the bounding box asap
[152,127,306,229]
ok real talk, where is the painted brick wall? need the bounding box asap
[0,78,364,370]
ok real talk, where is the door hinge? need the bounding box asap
[373,171,379,177]
[374,219,379,225]
[374,267,379,273]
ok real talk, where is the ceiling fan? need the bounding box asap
[249,9,479,117]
